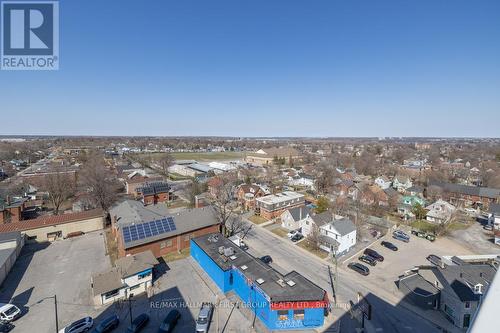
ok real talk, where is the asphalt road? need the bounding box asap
[243,221,440,333]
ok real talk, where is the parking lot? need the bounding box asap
[342,230,475,299]
[0,232,254,333]
[0,231,112,333]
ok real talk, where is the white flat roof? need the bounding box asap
[256,191,304,204]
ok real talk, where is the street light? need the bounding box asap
[35,295,58,333]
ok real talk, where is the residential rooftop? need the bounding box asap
[255,191,304,204]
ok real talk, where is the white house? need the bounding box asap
[280,206,311,231]
[91,251,158,306]
[374,176,392,190]
[393,176,413,193]
[288,173,315,190]
[318,217,357,256]
[425,199,456,224]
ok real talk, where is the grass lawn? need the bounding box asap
[411,220,438,233]
[163,248,191,262]
[248,215,268,225]
[168,200,189,209]
[104,228,118,265]
[271,227,289,238]
[297,239,329,259]
[447,220,473,231]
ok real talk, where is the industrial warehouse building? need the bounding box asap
[191,233,328,330]
[0,209,105,242]
[110,200,220,258]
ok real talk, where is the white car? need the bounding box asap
[287,230,300,239]
[0,303,21,322]
[59,316,93,333]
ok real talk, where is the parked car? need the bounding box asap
[0,304,21,322]
[291,233,304,242]
[195,302,214,333]
[287,230,300,239]
[363,248,384,262]
[483,224,493,231]
[381,241,398,251]
[393,230,410,242]
[358,255,377,266]
[0,322,14,333]
[260,255,273,264]
[91,314,119,333]
[127,314,149,333]
[348,262,370,276]
[59,317,94,333]
[426,254,442,266]
[158,310,181,333]
[426,234,436,242]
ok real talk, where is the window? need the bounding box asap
[278,310,289,321]
[463,314,471,328]
[464,301,470,309]
[103,289,120,299]
[138,270,151,280]
[293,309,305,320]
[129,284,140,291]
[161,239,172,248]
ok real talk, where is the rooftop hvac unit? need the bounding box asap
[223,247,234,257]
[256,278,265,285]
[276,279,286,287]
[286,280,296,287]
[218,246,225,254]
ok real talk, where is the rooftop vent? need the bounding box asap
[276,279,286,287]
[256,278,265,285]
[223,247,234,257]
[286,280,296,287]
[241,265,248,270]
[218,246,225,254]
[229,255,237,260]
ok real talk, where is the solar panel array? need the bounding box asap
[122,217,176,244]
[142,181,170,196]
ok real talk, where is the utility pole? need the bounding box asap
[54,295,59,333]
[128,295,133,326]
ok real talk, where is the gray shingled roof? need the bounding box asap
[490,203,500,215]
[429,181,500,200]
[331,218,356,236]
[311,212,333,227]
[287,206,311,222]
[115,250,158,278]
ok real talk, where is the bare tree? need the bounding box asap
[79,152,121,212]
[157,152,175,177]
[209,174,252,237]
[43,170,76,215]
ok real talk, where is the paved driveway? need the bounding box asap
[0,231,111,333]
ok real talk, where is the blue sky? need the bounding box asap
[1,0,499,137]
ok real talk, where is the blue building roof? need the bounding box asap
[192,233,326,303]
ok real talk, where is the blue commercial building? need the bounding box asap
[191,233,328,330]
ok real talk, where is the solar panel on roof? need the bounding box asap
[121,216,178,245]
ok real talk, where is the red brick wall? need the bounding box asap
[259,202,305,220]
[143,192,170,205]
[118,224,220,258]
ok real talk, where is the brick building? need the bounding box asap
[255,191,305,220]
[236,184,269,210]
[137,181,171,205]
[428,181,500,209]
[110,200,219,258]
[0,209,105,242]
